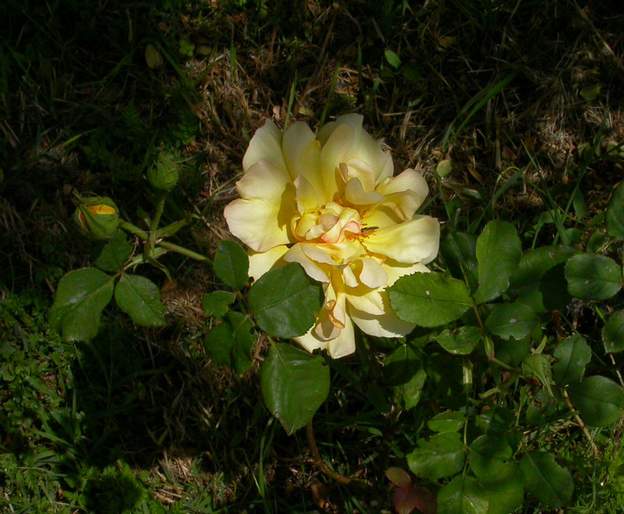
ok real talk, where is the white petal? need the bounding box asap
[362,215,440,264]
[295,328,329,353]
[345,289,385,316]
[243,120,287,172]
[383,261,430,286]
[377,169,429,219]
[248,245,289,280]
[224,198,291,252]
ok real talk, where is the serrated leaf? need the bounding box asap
[485,302,537,340]
[474,221,522,303]
[95,230,133,272]
[213,240,249,290]
[50,268,114,341]
[481,472,524,514]
[603,310,624,353]
[519,452,574,507]
[389,272,473,327]
[607,182,624,239]
[569,375,624,427]
[249,263,322,338]
[441,231,478,291]
[468,435,514,483]
[395,368,427,410]
[202,290,236,318]
[260,343,330,434]
[228,311,255,374]
[435,326,480,355]
[204,322,234,366]
[407,432,465,481]
[383,344,421,386]
[114,274,166,327]
[552,333,591,384]
[511,245,575,289]
[565,253,622,300]
[428,410,465,433]
[437,475,489,514]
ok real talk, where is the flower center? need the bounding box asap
[292,201,362,243]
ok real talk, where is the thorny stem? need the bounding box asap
[562,388,600,458]
[305,422,369,487]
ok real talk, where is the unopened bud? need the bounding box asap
[74,196,120,240]
[147,151,179,192]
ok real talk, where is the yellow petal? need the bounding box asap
[248,245,289,280]
[294,175,323,213]
[283,244,329,282]
[383,260,430,286]
[376,169,429,220]
[349,298,415,338]
[327,314,356,358]
[345,289,385,316]
[359,257,387,289]
[295,328,329,353]
[242,120,287,172]
[345,177,384,206]
[224,198,290,252]
[362,215,440,264]
[283,122,327,198]
[320,122,353,195]
[237,160,289,201]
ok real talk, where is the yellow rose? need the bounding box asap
[224,114,440,358]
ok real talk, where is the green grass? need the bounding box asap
[2,0,624,512]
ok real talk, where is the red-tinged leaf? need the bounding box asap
[393,484,436,514]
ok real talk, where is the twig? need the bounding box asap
[306,422,368,487]
[562,388,600,458]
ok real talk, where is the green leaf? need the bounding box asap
[260,343,330,434]
[485,303,537,340]
[519,452,574,507]
[437,475,489,514]
[569,375,624,427]
[384,49,401,68]
[389,272,473,327]
[474,221,522,303]
[407,432,465,481]
[428,410,465,433]
[435,326,480,355]
[203,311,255,373]
[565,253,622,300]
[249,263,323,338]
[204,322,234,366]
[540,263,571,311]
[202,290,236,318]
[468,435,514,483]
[441,231,478,291]
[511,245,575,289]
[213,240,249,290]
[552,333,592,384]
[227,311,255,374]
[481,472,524,514]
[607,182,624,239]
[95,230,133,272]
[522,354,553,395]
[496,339,530,367]
[383,344,421,386]
[394,368,427,410]
[603,310,624,353]
[50,268,115,341]
[114,274,166,327]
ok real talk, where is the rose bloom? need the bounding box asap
[224,114,440,358]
